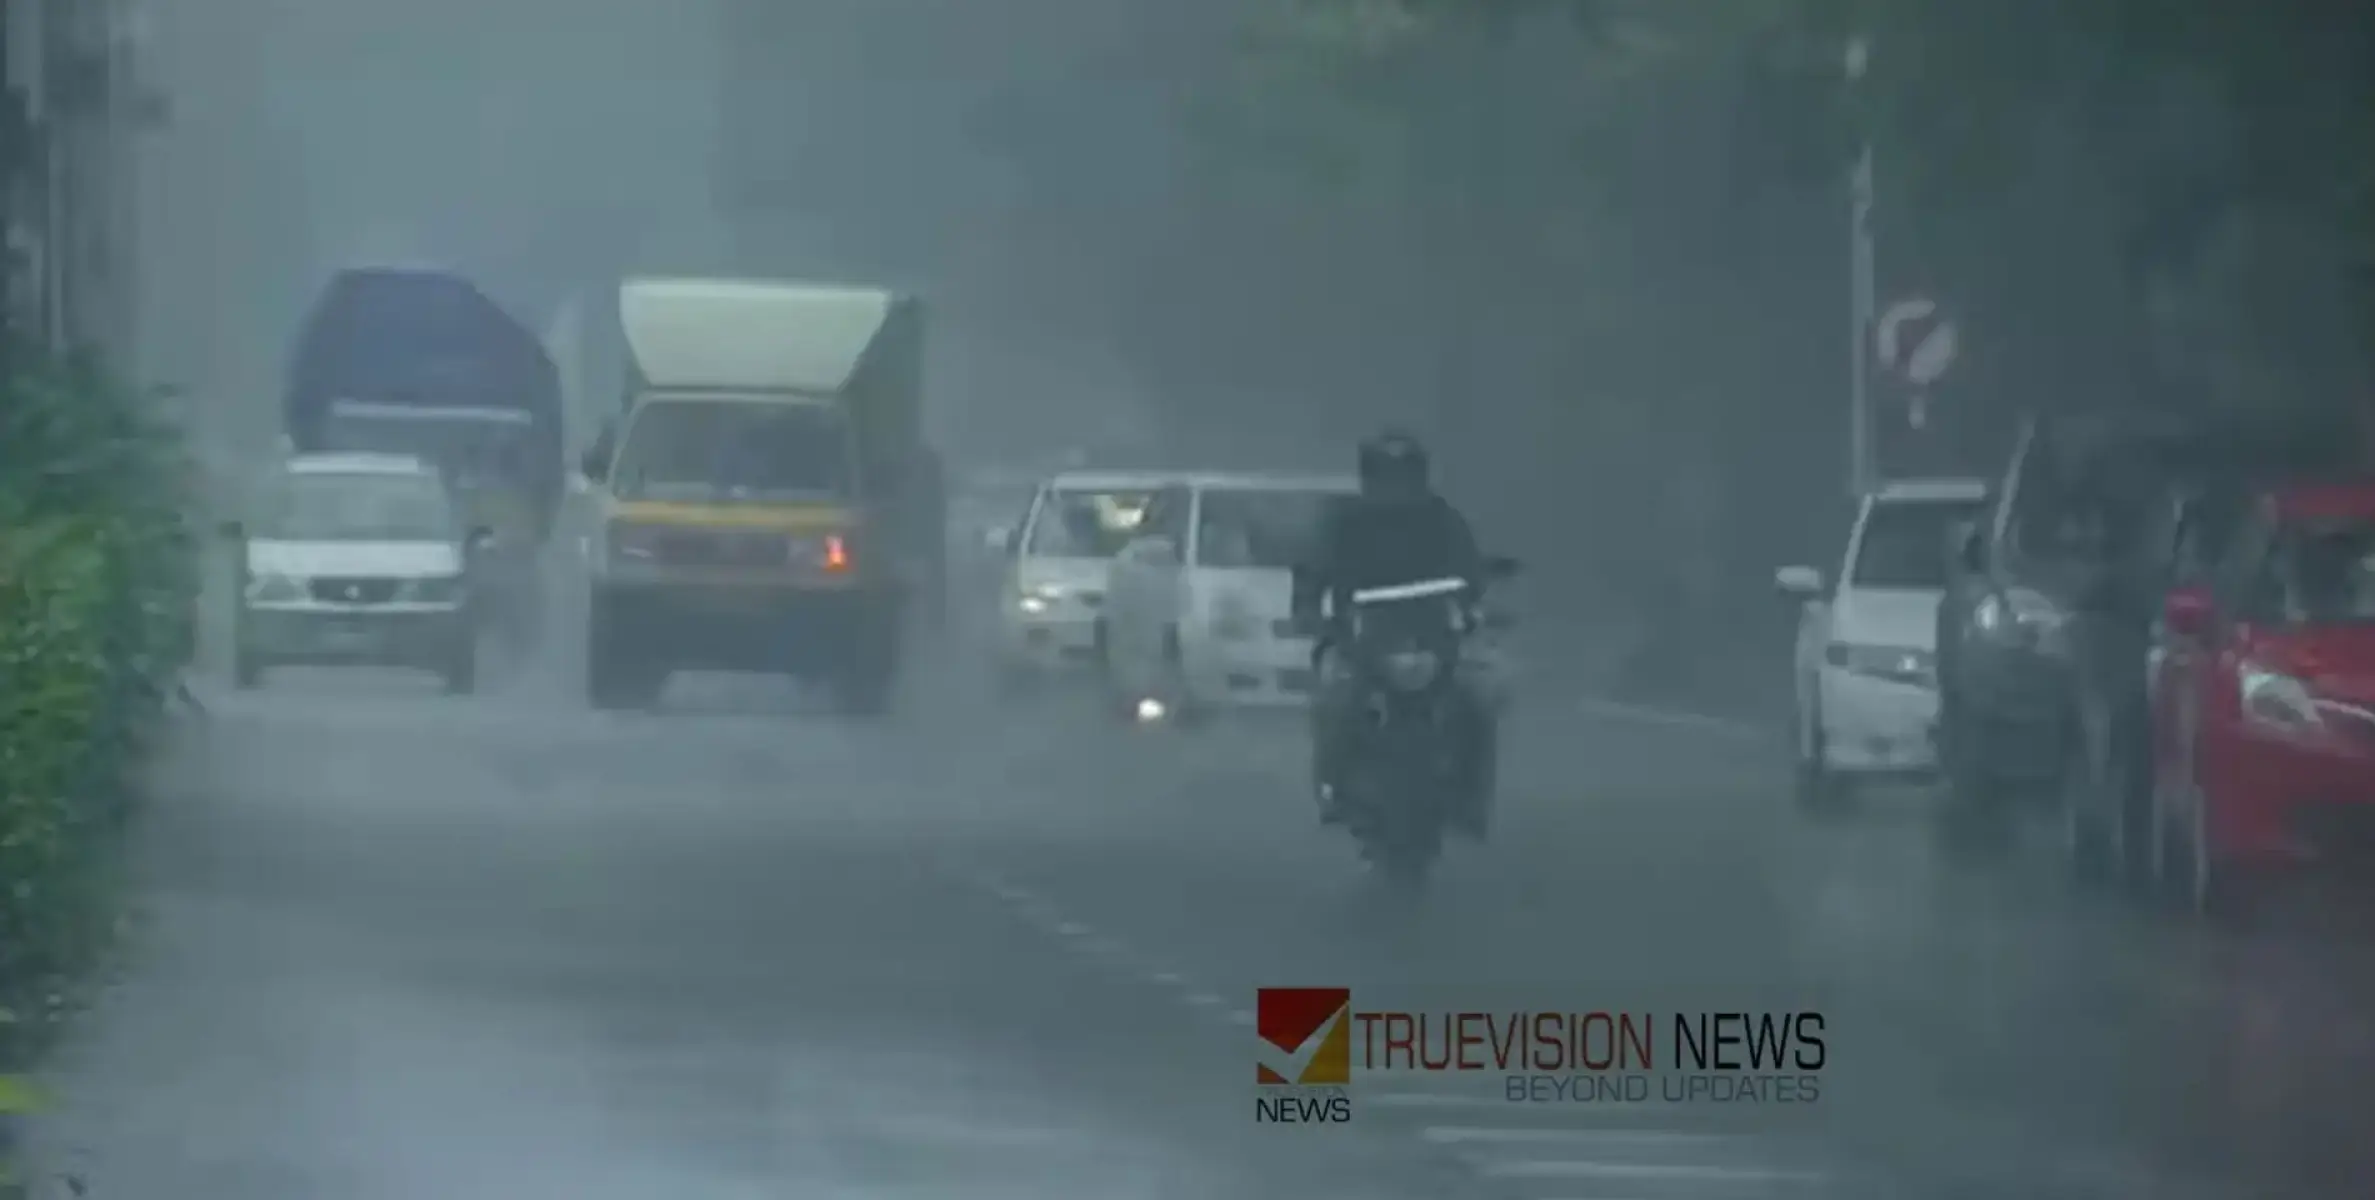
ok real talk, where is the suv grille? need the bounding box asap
[311,577,398,604]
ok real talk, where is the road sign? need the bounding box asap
[1875,297,1956,385]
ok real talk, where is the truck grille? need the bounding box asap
[310,577,398,604]
[655,530,786,569]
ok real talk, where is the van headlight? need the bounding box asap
[1015,583,1063,615]
[243,573,303,603]
[1382,648,1441,691]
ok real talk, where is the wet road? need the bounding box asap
[20,604,2375,1198]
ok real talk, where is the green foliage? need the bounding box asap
[0,345,197,1187]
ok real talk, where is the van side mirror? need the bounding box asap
[579,445,608,482]
[1773,565,1822,597]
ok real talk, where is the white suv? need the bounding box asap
[1775,478,1988,807]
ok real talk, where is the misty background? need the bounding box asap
[130,0,2375,692]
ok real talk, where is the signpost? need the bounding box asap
[1875,296,1957,431]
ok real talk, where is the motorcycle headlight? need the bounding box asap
[1972,587,2065,648]
[1383,648,1441,691]
[243,573,304,603]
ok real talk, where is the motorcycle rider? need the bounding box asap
[1292,429,1496,837]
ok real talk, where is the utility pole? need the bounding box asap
[1845,34,1876,497]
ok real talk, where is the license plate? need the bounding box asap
[317,622,375,649]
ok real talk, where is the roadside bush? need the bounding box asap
[0,347,196,1188]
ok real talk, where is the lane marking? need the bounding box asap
[949,863,1848,1196]
[1570,696,1771,744]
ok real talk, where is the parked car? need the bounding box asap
[1102,471,1358,720]
[222,453,492,692]
[1937,409,2369,874]
[984,469,1173,687]
[1776,478,1988,809]
[2149,480,2375,919]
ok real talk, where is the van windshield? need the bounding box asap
[1026,488,1155,558]
[612,399,852,502]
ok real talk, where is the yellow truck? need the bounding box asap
[577,278,935,713]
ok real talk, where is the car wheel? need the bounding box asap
[233,646,264,690]
[1935,701,2012,858]
[1792,693,1850,817]
[441,639,478,695]
[585,593,661,711]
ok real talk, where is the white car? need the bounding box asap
[985,470,1173,684]
[224,453,491,693]
[1103,471,1358,718]
[1776,477,1988,806]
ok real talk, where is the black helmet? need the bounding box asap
[1357,428,1431,497]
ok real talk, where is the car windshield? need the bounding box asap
[1026,487,1155,558]
[2275,518,2375,624]
[612,399,851,502]
[1195,487,1341,569]
[1849,497,1986,590]
[257,471,455,542]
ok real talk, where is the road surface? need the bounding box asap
[19,608,2375,1198]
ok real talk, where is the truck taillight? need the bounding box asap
[822,534,849,571]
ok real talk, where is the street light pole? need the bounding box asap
[1845,35,1876,498]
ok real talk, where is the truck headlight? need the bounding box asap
[244,573,303,603]
[606,523,661,562]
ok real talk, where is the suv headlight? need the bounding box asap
[400,575,463,603]
[2241,663,2325,737]
[243,573,303,603]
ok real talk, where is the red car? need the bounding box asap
[2151,481,2375,918]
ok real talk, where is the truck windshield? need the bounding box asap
[613,399,852,502]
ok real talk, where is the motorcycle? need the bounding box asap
[1317,555,1520,891]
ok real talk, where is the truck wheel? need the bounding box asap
[585,593,660,711]
[832,617,898,716]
